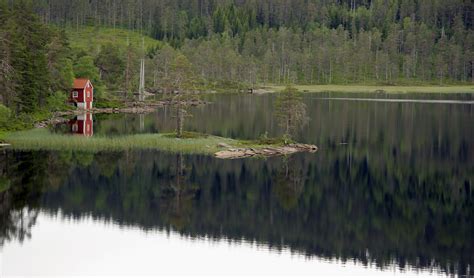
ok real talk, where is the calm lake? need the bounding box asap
[1,92,473,276]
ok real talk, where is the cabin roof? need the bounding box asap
[73,78,91,89]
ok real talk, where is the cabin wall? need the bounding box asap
[71,81,94,109]
[84,84,93,103]
[71,89,85,103]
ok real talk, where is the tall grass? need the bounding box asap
[5,129,238,154]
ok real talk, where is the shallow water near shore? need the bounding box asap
[1,92,473,275]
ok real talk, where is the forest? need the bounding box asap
[31,0,473,85]
[0,0,473,132]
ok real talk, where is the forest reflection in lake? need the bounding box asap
[1,92,473,275]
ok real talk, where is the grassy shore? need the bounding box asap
[267,85,474,94]
[2,129,283,155]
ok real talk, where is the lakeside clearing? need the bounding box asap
[266,85,474,94]
[2,129,315,158]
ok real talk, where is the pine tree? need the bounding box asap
[274,85,308,141]
[10,1,51,113]
[163,54,198,138]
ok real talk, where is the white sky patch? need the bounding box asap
[1,212,443,277]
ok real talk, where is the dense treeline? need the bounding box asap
[29,0,473,84]
[0,1,73,120]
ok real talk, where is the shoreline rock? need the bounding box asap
[215,144,318,159]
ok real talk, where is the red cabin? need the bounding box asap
[69,113,93,137]
[71,78,94,110]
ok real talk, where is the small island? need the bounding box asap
[3,129,317,159]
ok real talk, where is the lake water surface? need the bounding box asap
[1,92,473,276]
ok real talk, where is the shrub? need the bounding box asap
[46,91,70,112]
[0,104,12,130]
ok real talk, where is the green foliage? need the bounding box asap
[187,17,208,39]
[46,91,69,112]
[0,103,49,132]
[8,2,50,113]
[94,43,125,89]
[65,26,159,52]
[74,56,100,81]
[243,132,293,146]
[274,85,308,139]
[212,8,227,34]
[0,2,74,119]
[47,28,74,92]
[0,104,11,130]
[163,54,200,138]
[93,96,125,109]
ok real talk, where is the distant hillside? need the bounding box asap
[65,26,161,53]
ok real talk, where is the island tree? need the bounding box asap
[163,54,199,138]
[274,85,308,141]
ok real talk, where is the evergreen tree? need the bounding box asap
[9,1,51,113]
[95,43,125,90]
[163,54,198,138]
[274,85,308,140]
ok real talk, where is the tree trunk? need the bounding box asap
[176,100,182,138]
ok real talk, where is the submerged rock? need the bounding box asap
[215,144,317,159]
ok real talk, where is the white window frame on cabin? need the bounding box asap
[73,91,78,98]
[87,91,90,98]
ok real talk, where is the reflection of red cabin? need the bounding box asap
[69,113,93,136]
[71,78,94,110]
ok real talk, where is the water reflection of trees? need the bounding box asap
[0,148,472,275]
[160,153,199,231]
[0,151,43,246]
[0,206,38,245]
[273,156,306,211]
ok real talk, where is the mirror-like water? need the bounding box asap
[1,92,473,276]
